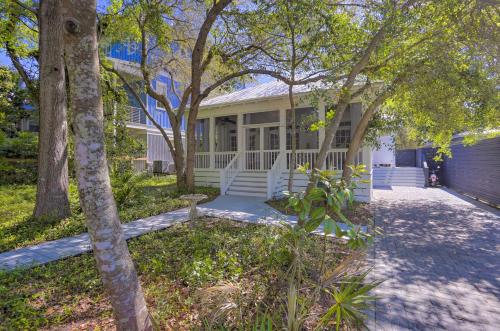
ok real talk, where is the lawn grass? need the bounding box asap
[0,175,219,253]
[0,218,350,330]
[266,198,374,226]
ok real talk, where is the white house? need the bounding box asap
[372,135,396,167]
[192,80,373,202]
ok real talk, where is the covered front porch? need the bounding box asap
[193,106,372,201]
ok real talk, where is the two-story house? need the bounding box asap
[106,42,183,172]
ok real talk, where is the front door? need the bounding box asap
[245,127,261,170]
[244,126,280,170]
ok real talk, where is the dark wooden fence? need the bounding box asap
[440,136,500,207]
[395,136,500,206]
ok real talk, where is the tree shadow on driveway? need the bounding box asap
[370,187,500,330]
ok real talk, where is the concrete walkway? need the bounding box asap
[1,195,361,271]
[0,197,278,270]
[370,186,500,330]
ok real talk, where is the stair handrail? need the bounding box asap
[220,152,240,195]
[266,152,285,199]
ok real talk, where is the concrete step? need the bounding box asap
[373,175,425,179]
[229,185,266,192]
[231,181,267,188]
[236,172,267,177]
[227,190,267,198]
[232,176,267,183]
[374,170,424,174]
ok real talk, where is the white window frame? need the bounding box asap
[155,81,167,110]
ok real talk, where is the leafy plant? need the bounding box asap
[285,163,373,248]
[251,312,274,331]
[317,271,382,331]
[110,167,147,208]
[0,132,38,158]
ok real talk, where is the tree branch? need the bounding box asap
[101,61,176,157]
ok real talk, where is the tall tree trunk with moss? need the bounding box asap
[33,0,71,220]
[62,1,152,329]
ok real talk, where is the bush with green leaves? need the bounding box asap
[109,165,149,208]
[0,158,37,185]
[266,164,379,330]
[0,132,38,159]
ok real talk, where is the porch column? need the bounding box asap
[362,145,373,201]
[237,113,243,170]
[279,108,286,152]
[318,101,326,169]
[209,116,215,169]
[279,108,287,170]
[362,145,372,173]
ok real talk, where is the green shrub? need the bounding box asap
[0,132,38,158]
[109,162,149,208]
[0,158,37,185]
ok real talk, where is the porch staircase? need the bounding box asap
[226,171,268,198]
[373,167,425,188]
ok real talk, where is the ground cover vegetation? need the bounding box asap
[0,175,218,253]
[0,166,375,330]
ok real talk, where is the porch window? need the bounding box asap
[326,104,352,148]
[195,118,210,152]
[243,110,279,124]
[333,121,351,148]
[264,126,280,150]
[286,107,319,150]
[215,115,237,152]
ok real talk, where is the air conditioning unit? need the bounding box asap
[152,160,175,174]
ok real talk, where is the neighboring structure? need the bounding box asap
[192,80,373,202]
[106,43,182,171]
[372,135,395,167]
[371,136,426,188]
[418,134,500,207]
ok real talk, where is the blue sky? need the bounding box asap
[0,50,11,66]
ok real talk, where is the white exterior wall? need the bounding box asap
[193,92,373,202]
[372,135,396,167]
[147,132,175,163]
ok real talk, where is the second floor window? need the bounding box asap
[155,82,167,110]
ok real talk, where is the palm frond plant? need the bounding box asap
[317,271,382,331]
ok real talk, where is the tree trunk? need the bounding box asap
[185,112,197,193]
[62,1,152,330]
[34,0,71,220]
[172,122,187,190]
[287,83,296,192]
[342,92,388,183]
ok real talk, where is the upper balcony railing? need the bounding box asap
[126,106,147,125]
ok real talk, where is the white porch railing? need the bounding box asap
[286,149,319,170]
[196,148,363,171]
[214,152,237,169]
[244,150,280,171]
[286,149,363,171]
[267,152,284,199]
[194,152,210,169]
[220,152,240,195]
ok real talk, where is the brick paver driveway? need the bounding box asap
[371,187,500,330]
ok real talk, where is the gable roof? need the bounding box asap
[200,79,333,108]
